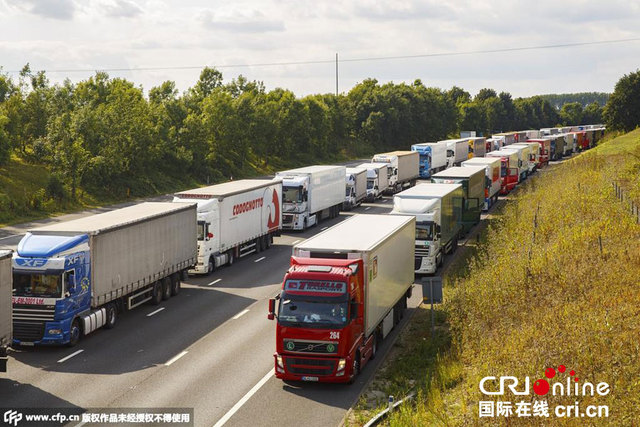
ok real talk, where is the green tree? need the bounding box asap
[603,70,640,131]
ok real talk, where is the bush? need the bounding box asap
[46,175,66,200]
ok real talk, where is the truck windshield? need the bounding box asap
[500,163,507,177]
[345,187,351,197]
[366,180,375,190]
[197,221,205,241]
[416,222,434,240]
[278,292,348,329]
[282,186,302,203]
[13,272,63,298]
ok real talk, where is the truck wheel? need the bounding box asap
[171,274,181,296]
[228,249,235,266]
[162,277,172,300]
[151,282,162,305]
[348,353,361,384]
[104,303,117,329]
[370,334,378,360]
[68,319,81,347]
[255,237,262,253]
[207,257,215,275]
[265,235,272,249]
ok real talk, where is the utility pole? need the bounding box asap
[335,52,338,96]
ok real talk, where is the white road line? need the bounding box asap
[291,239,301,245]
[0,234,18,241]
[147,307,165,317]
[208,279,222,286]
[57,349,84,363]
[365,207,371,211]
[213,368,275,427]
[254,256,266,263]
[321,226,328,230]
[232,309,250,320]
[165,350,188,366]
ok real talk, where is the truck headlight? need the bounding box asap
[48,329,61,335]
[337,358,346,371]
[276,355,284,369]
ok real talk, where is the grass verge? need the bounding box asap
[349,129,640,426]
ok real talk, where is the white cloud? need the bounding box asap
[198,9,285,33]
[4,0,76,20]
[102,0,143,18]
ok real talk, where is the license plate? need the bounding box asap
[301,376,319,382]
[20,342,35,346]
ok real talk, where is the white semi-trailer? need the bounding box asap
[357,163,390,201]
[12,203,196,346]
[1,250,11,371]
[344,167,367,210]
[391,184,463,274]
[276,165,345,231]
[174,179,283,275]
[371,151,419,194]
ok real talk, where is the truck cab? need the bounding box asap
[281,175,311,230]
[12,234,91,346]
[271,258,366,383]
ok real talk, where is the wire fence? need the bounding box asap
[613,182,640,224]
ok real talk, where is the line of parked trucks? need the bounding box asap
[1,124,604,386]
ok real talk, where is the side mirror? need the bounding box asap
[350,301,359,320]
[268,298,276,320]
[207,232,213,239]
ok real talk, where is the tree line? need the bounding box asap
[538,92,609,108]
[0,64,608,201]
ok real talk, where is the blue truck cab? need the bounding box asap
[411,144,433,179]
[12,233,91,346]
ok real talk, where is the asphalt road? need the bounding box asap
[0,194,401,427]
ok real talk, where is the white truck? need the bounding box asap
[371,151,419,194]
[462,157,502,210]
[358,163,390,201]
[467,137,487,158]
[344,167,367,210]
[391,184,463,275]
[173,179,283,274]
[410,142,447,178]
[12,203,196,346]
[275,165,345,231]
[440,139,471,168]
[510,143,536,175]
[1,250,11,371]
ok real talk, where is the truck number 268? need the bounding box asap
[329,331,340,339]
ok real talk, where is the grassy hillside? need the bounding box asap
[351,130,640,426]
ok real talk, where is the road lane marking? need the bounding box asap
[208,279,222,286]
[147,307,165,317]
[213,368,275,427]
[254,256,266,263]
[165,351,188,366]
[321,226,328,230]
[365,207,371,211]
[232,309,250,320]
[291,239,301,245]
[0,235,17,241]
[57,349,84,363]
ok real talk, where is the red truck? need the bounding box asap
[486,150,520,195]
[525,139,551,168]
[268,214,415,383]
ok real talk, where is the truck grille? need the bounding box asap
[13,305,56,322]
[283,340,338,355]
[285,357,336,376]
[283,214,294,225]
[13,321,45,342]
[415,248,429,256]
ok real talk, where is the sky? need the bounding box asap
[1,0,639,98]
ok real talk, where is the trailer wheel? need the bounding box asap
[265,234,271,249]
[104,303,117,329]
[68,319,81,347]
[151,282,162,305]
[171,274,181,296]
[162,277,172,300]
[255,237,262,253]
[370,334,378,360]
[227,249,235,266]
